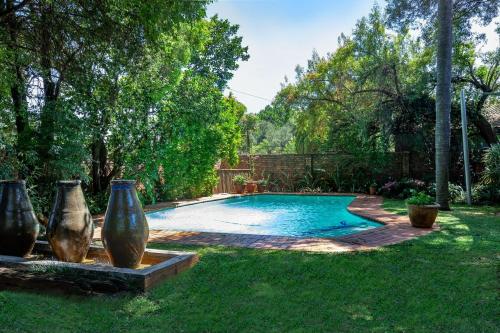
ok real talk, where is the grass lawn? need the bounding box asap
[0,200,498,332]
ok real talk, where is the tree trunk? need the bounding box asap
[471,113,498,146]
[91,137,109,194]
[5,0,31,177]
[435,0,453,210]
[38,3,58,165]
[246,128,251,153]
[10,69,31,178]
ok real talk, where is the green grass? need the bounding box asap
[1,200,499,332]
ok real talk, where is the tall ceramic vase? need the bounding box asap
[102,180,149,268]
[47,180,94,262]
[0,180,39,257]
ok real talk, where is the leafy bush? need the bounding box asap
[474,144,500,204]
[406,192,435,206]
[267,171,301,192]
[232,174,247,185]
[1,11,249,216]
[481,144,500,186]
[448,145,500,204]
[256,179,268,186]
[472,184,500,204]
[299,187,323,193]
[426,182,465,203]
[85,190,109,215]
[296,171,331,193]
[379,178,426,199]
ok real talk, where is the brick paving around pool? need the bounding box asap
[93,193,439,253]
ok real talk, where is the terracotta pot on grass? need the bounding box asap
[0,180,39,257]
[407,204,439,228]
[47,180,94,263]
[102,180,149,268]
[245,182,257,193]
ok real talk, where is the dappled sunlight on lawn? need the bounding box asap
[0,200,497,332]
[123,296,162,318]
[383,199,499,252]
[346,304,374,321]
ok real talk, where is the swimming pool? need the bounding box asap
[146,194,382,238]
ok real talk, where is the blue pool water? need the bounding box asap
[146,195,382,238]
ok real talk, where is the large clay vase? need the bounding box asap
[47,180,94,262]
[101,180,149,268]
[0,180,39,257]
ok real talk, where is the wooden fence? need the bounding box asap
[214,169,250,194]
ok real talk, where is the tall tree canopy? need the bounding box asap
[0,0,249,213]
[386,0,500,209]
[253,3,499,195]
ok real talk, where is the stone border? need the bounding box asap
[93,193,438,253]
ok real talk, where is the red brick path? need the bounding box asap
[94,194,438,253]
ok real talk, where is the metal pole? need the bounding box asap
[460,90,472,205]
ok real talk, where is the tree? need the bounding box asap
[386,0,500,209]
[0,1,249,214]
[454,44,500,146]
[261,3,497,195]
[434,0,453,210]
[239,112,256,153]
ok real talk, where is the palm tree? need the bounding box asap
[435,0,453,210]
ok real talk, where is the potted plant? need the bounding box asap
[406,191,439,228]
[256,179,268,193]
[369,182,377,195]
[233,174,247,194]
[245,180,257,193]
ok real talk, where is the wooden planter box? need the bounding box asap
[0,241,198,295]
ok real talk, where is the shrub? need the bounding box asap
[299,187,323,193]
[297,171,331,193]
[380,178,426,199]
[426,182,465,203]
[472,183,500,204]
[406,191,435,205]
[267,171,302,192]
[85,190,109,215]
[475,144,500,204]
[232,174,247,185]
[256,179,268,186]
[481,144,500,186]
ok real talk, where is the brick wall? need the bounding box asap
[224,153,413,178]
[252,154,312,179]
[214,152,426,193]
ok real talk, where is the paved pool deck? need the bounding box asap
[93,193,438,253]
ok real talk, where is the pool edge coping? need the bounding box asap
[93,193,439,253]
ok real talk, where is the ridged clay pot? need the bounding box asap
[407,204,439,228]
[101,180,149,268]
[47,180,94,262]
[0,180,39,257]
